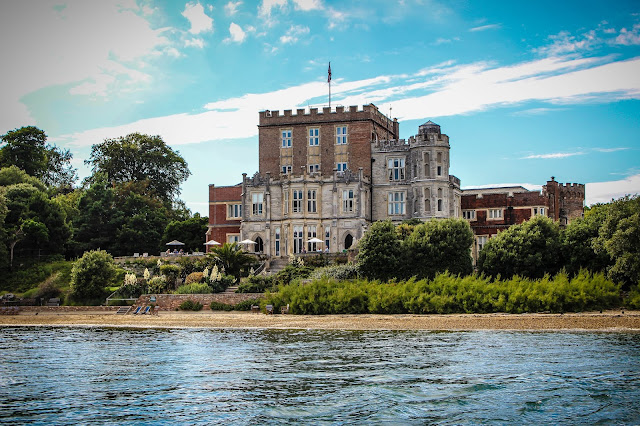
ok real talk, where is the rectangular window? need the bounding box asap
[275,228,281,256]
[325,226,330,250]
[308,128,319,146]
[308,164,320,173]
[307,189,317,213]
[462,210,476,220]
[281,130,292,148]
[293,225,303,254]
[342,189,354,213]
[437,165,442,176]
[281,165,292,174]
[283,190,289,214]
[227,203,242,219]
[477,236,488,252]
[533,207,546,216]
[388,192,405,215]
[387,158,406,181]
[292,189,303,213]
[252,193,263,216]
[336,162,348,172]
[227,234,240,244]
[336,126,347,145]
[489,209,502,219]
[307,225,318,252]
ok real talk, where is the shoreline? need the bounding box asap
[1,310,640,332]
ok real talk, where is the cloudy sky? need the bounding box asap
[1,0,639,215]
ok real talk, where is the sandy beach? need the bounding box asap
[1,309,639,331]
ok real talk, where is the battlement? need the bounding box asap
[258,103,394,128]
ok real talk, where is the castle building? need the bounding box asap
[229,104,461,257]
[461,177,585,262]
[206,183,242,249]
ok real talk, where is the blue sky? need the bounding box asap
[1,0,639,216]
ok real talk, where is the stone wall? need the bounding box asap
[136,293,263,311]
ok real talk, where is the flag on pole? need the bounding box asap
[328,62,332,83]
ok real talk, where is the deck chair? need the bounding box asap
[266,304,274,314]
[133,253,140,258]
[141,306,151,315]
[280,304,290,314]
[132,306,142,315]
[251,305,260,314]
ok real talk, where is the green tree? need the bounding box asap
[561,204,611,275]
[208,243,254,280]
[86,133,190,202]
[404,218,474,279]
[0,189,8,269]
[69,250,117,301]
[356,220,403,281]
[0,127,77,189]
[479,215,562,279]
[594,195,640,287]
[73,174,118,254]
[0,126,48,178]
[162,213,208,252]
[0,165,47,191]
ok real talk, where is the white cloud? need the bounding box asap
[594,147,630,153]
[185,38,206,48]
[327,7,347,29]
[0,0,173,133]
[586,174,640,205]
[258,0,287,24]
[469,23,501,32]
[292,0,323,11]
[280,25,310,44]
[224,1,242,16]
[616,23,640,45]
[225,23,247,43]
[522,151,586,160]
[54,54,640,150]
[182,2,213,34]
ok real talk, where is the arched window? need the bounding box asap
[344,234,353,250]
[255,236,264,253]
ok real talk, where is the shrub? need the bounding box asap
[210,301,234,311]
[159,264,181,287]
[175,283,213,294]
[210,274,236,293]
[234,299,262,311]
[179,299,203,311]
[147,276,169,294]
[70,250,117,301]
[263,271,621,315]
[185,272,204,285]
[237,275,276,293]
[356,220,403,281]
[310,264,358,281]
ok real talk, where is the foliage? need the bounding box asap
[147,276,169,294]
[274,263,313,285]
[561,205,611,275]
[159,264,181,288]
[310,264,359,281]
[237,275,276,293]
[209,274,235,293]
[404,219,473,279]
[594,196,640,287]
[626,284,640,310]
[69,250,117,301]
[233,298,262,311]
[185,272,204,285]
[162,213,208,252]
[86,133,190,202]
[210,301,235,311]
[175,283,213,294]
[479,216,562,279]
[0,127,77,190]
[264,271,622,315]
[208,243,255,279]
[356,220,403,281]
[179,299,203,311]
[0,166,47,191]
[0,256,70,293]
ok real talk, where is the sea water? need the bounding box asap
[1,327,639,424]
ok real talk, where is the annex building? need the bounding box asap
[206,103,585,260]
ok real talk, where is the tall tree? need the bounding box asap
[86,133,190,202]
[162,213,209,252]
[356,220,403,281]
[0,126,48,178]
[479,215,562,279]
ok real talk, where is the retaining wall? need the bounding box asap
[136,293,264,311]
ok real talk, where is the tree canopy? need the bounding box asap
[86,133,190,202]
[162,213,208,252]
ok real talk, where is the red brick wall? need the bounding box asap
[208,184,242,246]
[136,293,263,311]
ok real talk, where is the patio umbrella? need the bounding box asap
[204,240,221,246]
[166,240,185,246]
[239,239,256,245]
[307,237,323,244]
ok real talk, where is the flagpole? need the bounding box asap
[328,62,332,109]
